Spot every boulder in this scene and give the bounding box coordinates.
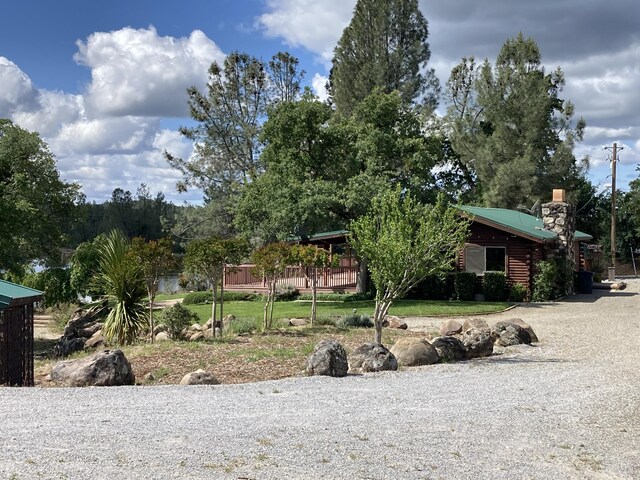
[50,349,135,387]
[289,318,308,327]
[179,369,219,385]
[439,320,463,336]
[501,318,538,343]
[492,321,532,347]
[189,331,205,342]
[349,343,398,373]
[189,323,203,332]
[153,324,167,335]
[53,336,86,358]
[77,323,103,339]
[462,318,490,332]
[222,314,236,328]
[462,328,494,358]
[382,315,408,330]
[390,338,439,366]
[431,336,466,362]
[306,339,349,377]
[155,332,171,342]
[84,334,105,350]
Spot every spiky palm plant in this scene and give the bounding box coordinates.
[94,230,148,345]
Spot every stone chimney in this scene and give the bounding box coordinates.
[542,189,576,294]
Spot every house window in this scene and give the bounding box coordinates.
[464,245,506,274]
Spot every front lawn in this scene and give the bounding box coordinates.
[186,298,512,323]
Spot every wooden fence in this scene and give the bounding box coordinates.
[0,303,34,387]
[224,264,359,292]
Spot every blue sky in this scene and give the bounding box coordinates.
[1,0,639,204]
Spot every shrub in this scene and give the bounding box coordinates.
[274,284,300,301]
[343,291,375,302]
[508,282,529,302]
[227,317,260,336]
[531,260,558,301]
[483,272,507,301]
[337,312,373,328]
[157,303,200,339]
[296,292,374,302]
[454,272,476,301]
[23,268,77,308]
[405,274,448,300]
[314,316,337,326]
[182,290,262,304]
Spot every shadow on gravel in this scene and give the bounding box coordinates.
[482,355,569,365]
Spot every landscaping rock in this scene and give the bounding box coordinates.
[153,324,167,335]
[155,332,170,342]
[179,369,219,385]
[502,318,538,343]
[53,336,86,358]
[189,323,202,332]
[189,331,205,342]
[382,315,408,329]
[462,318,490,332]
[492,321,532,347]
[306,339,349,377]
[84,334,105,350]
[462,328,494,358]
[50,349,135,387]
[77,323,103,339]
[439,320,463,336]
[349,343,398,373]
[390,338,439,366]
[222,314,236,328]
[289,318,308,327]
[431,336,467,362]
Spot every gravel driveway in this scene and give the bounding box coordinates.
[2,280,639,479]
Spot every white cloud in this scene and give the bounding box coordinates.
[257,0,355,63]
[311,73,329,101]
[0,57,39,114]
[75,26,225,117]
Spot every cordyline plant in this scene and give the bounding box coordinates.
[251,242,293,331]
[290,244,339,326]
[184,236,249,337]
[350,188,469,345]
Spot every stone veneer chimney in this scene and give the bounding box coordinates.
[542,189,576,294]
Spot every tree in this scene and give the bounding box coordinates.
[93,230,148,345]
[446,35,586,209]
[69,234,108,299]
[0,119,79,273]
[350,189,469,345]
[267,52,305,103]
[184,236,249,336]
[329,0,439,116]
[251,243,293,331]
[129,237,178,342]
[290,245,338,325]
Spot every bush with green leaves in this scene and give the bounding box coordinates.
[23,268,77,308]
[405,274,448,300]
[509,282,529,302]
[157,303,200,339]
[532,260,559,301]
[275,284,300,301]
[454,272,476,301]
[337,312,373,328]
[226,317,260,336]
[483,272,507,301]
[182,290,262,304]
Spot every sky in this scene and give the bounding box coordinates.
[1,0,639,205]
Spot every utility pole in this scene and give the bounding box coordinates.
[604,142,622,279]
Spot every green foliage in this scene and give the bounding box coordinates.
[337,312,373,329]
[454,272,476,301]
[157,303,200,339]
[182,291,262,304]
[297,292,372,302]
[446,35,586,208]
[508,282,529,302]
[483,272,507,301]
[226,317,261,336]
[93,230,148,345]
[350,188,469,343]
[46,302,79,333]
[274,284,300,301]
[329,0,439,116]
[405,274,450,300]
[69,234,108,298]
[531,260,559,301]
[23,268,76,308]
[0,119,80,272]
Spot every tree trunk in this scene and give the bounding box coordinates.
[268,283,276,329]
[148,295,154,343]
[311,274,317,326]
[263,295,269,331]
[211,285,217,337]
[219,268,225,335]
[356,257,368,294]
[372,297,392,345]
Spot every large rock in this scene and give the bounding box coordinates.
[289,318,308,327]
[222,314,236,329]
[155,332,170,342]
[189,331,205,342]
[349,343,398,373]
[382,315,408,330]
[431,336,466,362]
[179,369,219,385]
[439,320,463,336]
[306,339,349,377]
[462,328,494,358]
[492,321,532,347]
[390,338,439,366]
[84,333,105,350]
[50,349,135,387]
[53,337,86,357]
[462,318,490,332]
[501,318,538,343]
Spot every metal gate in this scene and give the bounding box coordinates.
[0,303,35,387]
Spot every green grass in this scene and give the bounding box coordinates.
[156,293,188,301]
[186,298,512,323]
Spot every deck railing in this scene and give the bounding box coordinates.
[224,264,359,291]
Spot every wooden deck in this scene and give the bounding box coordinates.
[224,264,358,293]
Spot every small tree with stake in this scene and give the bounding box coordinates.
[350,188,469,345]
[251,242,292,331]
[184,237,249,337]
[129,237,178,342]
[290,244,338,326]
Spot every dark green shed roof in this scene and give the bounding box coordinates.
[0,279,43,308]
[458,206,593,243]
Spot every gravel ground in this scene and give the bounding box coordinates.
[2,280,639,479]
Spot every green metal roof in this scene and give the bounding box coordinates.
[458,205,593,243]
[0,279,43,309]
[287,230,350,242]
